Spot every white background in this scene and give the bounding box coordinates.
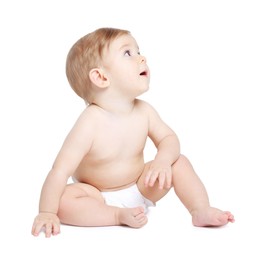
[1,0,262,259]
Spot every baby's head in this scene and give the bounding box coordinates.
[66,27,130,103]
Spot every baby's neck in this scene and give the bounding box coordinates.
[91,99,136,115]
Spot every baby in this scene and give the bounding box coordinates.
[32,27,234,237]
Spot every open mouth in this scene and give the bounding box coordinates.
[140,70,147,76]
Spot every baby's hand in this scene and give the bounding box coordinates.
[144,161,172,189]
[31,212,60,238]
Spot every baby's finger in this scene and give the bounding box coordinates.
[144,170,152,187]
[31,221,43,237]
[148,170,159,187]
[52,223,60,236]
[165,170,172,189]
[45,223,53,238]
[144,169,157,187]
[158,171,166,189]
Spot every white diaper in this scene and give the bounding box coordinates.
[71,177,155,213]
[101,184,155,213]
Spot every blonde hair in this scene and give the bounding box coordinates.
[66,27,130,103]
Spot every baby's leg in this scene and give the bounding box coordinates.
[58,183,147,228]
[172,155,234,227]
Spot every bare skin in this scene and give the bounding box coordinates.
[31,32,234,238]
[191,208,234,227]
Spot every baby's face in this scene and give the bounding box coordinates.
[101,34,150,98]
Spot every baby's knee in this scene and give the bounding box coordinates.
[174,154,188,164]
[172,154,191,171]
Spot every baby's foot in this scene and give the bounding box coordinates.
[116,206,148,228]
[191,207,235,227]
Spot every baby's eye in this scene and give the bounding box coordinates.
[124,50,131,56]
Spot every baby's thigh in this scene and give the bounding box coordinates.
[61,182,104,203]
[137,162,171,203]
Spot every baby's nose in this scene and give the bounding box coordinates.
[138,55,146,63]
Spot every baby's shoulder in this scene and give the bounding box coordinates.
[74,104,104,126]
[135,99,158,114]
[80,104,104,117]
[135,99,154,110]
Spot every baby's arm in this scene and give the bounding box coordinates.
[142,101,180,189]
[32,108,94,237]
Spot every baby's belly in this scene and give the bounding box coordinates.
[73,158,145,191]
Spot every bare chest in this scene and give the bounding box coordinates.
[91,116,148,157]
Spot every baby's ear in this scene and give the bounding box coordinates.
[89,68,110,89]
